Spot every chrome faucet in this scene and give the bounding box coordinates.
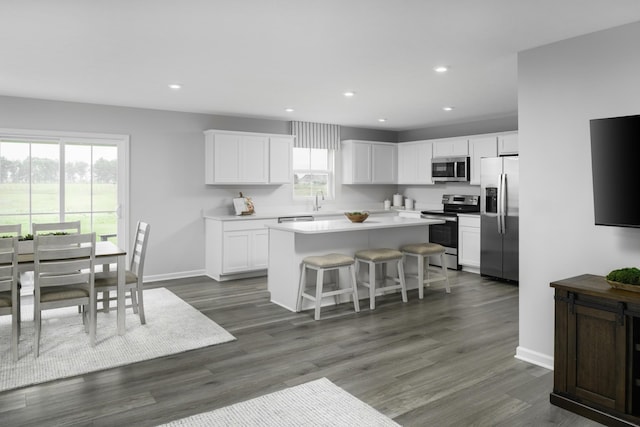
[313,190,324,211]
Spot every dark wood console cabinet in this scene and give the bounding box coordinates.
[551,274,640,426]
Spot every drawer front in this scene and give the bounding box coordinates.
[458,215,480,228]
[223,219,276,232]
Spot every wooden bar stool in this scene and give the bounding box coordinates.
[354,248,407,310]
[296,253,360,320]
[401,243,451,299]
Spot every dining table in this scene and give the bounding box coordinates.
[17,240,128,335]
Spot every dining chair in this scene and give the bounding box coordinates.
[95,221,150,324]
[33,232,96,357]
[32,221,84,312]
[32,220,81,235]
[0,225,21,361]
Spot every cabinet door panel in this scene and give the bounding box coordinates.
[222,232,251,272]
[269,137,292,183]
[397,144,418,184]
[417,142,433,184]
[398,142,431,184]
[352,143,372,183]
[459,226,480,267]
[372,144,396,183]
[214,134,241,182]
[499,133,519,155]
[450,139,469,156]
[252,229,269,269]
[241,136,268,183]
[567,304,626,411]
[469,136,497,185]
[434,139,468,157]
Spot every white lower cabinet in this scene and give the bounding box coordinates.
[222,230,269,273]
[251,228,269,269]
[206,218,276,281]
[458,215,480,273]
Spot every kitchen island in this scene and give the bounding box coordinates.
[267,216,444,311]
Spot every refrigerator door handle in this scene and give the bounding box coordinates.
[499,172,507,234]
[494,175,501,234]
[496,173,503,234]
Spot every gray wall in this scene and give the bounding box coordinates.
[0,95,396,279]
[517,21,640,367]
[0,93,516,281]
[398,115,518,141]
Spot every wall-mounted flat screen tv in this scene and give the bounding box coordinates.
[590,114,640,227]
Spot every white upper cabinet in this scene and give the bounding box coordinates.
[371,143,397,183]
[498,132,519,155]
[342,140,397,184]
[350,141,373,183]
[433,138,469,158]
[209,133,243,183]
[268,136,293,184]
[204,130,294,185]
[469,135,498,185]
[240,135,269,183]
[397,140,433,184]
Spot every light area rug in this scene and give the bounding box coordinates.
[0,287,235,392]
[158,377,400,427]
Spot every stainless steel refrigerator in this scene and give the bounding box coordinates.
[480,156,519,282]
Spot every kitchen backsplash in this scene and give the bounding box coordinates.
[204,181,479,216]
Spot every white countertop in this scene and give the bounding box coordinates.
[204,208,402,221]
[267,216,444,234]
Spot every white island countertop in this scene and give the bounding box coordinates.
[268,215,444,312]
[203,208,400,221]
[267,216,443,234]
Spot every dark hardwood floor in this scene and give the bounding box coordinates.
[0,271,601,426]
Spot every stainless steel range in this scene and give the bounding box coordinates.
[421,194,480,270]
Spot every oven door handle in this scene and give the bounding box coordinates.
[422,215,457,222]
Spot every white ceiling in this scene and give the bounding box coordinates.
[2,1,640,131]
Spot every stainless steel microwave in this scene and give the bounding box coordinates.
[431,156,470,182]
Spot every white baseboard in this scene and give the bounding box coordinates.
[206,270,267,282]
[270,298,296,313]
[515,346,554,370]
[144,269,206,283]
[461,265,480,274]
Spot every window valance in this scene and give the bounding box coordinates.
[290,121,341,150]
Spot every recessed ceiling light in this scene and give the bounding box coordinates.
[168,83,182,90]
[343,91,356,97]
[443,106,454,111]
[378,118,387,123]
[285,108,294,113]
[434,66,448,73]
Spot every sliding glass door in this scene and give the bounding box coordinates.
[0,129,128,247]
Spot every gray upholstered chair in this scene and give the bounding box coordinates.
[94,221,150,324]
[0,224,21,361]
[33,232,96,357]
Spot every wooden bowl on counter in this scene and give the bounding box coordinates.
[345,211,369,223]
